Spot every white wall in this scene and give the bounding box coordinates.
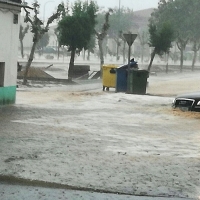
[0,4,20,86]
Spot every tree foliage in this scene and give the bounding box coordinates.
[138,28,149,63]
[148,18,174,71]
[96,7,135,38]
[149,22,174,55]
[150,0,200,72]
[57,0,98,80]
[188,0,200,70]
[84,34,96,60]
[19,24,29,58]
[95,9,112,70]
[22,0,64,85]
[36,33,49,53]
[96,7,135,61]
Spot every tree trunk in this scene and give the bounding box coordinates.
[177,40,187,73]
[147,49,156,72]
[116,38,119,61]
[57,45,60,60]
[56,39,60,60]
[123,41,126,64]
[192,50,197,71]
[83,49,86,60]
[68,49,76,81]
[87,51,90,61]
[23,41,37,85]
[20,39,24,58]
[166,53,169,74]
[180,48,184,72]
[141,45,144,63]
[174,44,177,64]
[98,39,104,73]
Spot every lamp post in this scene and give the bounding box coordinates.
[123,33,137,93]
[43,0,54,22]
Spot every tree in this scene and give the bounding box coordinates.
[152,0,192,72]
[84,34,96,61]
[20,0,29,51]
[19,24,29,58]
[138,28,149,63]
[95,9,112,71]
[54,28,61,59]
[57,0,98,80]
[36,33,49,55]
[159,0,200,71]
[148,21,174,71]
[22,1,64,85]
[171,0,191,72]
[189,0,200,71]
[109,7,136,61]
[191,40,200,71]
[96,7,136,62]
[119,30,127,64]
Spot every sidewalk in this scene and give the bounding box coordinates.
[0,182,193,200]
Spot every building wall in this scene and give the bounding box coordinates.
[0,3,21,105]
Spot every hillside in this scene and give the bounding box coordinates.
[133,8,155,28]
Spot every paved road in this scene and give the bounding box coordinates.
[1,71,200,199]
[0,182,192,200]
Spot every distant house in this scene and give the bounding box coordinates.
[0,0,22,105]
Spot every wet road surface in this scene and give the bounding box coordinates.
[0,182,192,200]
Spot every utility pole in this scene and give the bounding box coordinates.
[116,0,121,61]
[43,0,54,23]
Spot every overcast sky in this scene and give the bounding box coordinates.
[24,0,159,20]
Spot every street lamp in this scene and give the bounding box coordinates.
[43,0,54,22]
[116,0,121,61]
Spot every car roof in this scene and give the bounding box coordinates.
[176,91,200,99]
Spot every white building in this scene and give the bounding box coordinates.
[0,0,22,105]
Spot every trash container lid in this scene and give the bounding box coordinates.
[117,63,138,69]
[102,64,118,69]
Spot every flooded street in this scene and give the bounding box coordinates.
[0,71,200,199]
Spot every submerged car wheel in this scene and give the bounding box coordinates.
[179,107,191,112]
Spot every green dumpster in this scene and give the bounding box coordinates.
[127,69,149,95]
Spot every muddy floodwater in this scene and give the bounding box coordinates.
[0,71,200,199]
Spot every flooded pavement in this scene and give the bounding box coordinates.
[0,73,200,199]
[1,182,193,200]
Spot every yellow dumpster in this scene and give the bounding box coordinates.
[102,64,118,91]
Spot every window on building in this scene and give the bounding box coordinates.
[13,14,18,24]
[0,63,5,87]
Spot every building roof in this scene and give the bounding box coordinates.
[10,0,21,2]
[0,0,32,9]
[0,0,22,7]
